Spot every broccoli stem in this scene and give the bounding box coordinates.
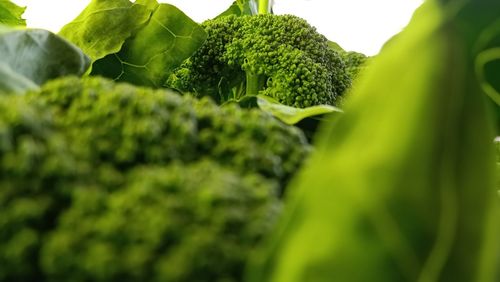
[258,0,270,14]
[245,71,266,96]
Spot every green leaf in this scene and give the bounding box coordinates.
[256,95,342,125]
[216,0,258,18]
[0,63,38,94]
[249,1,500,282]
[0,26,90,93]
[0,0,26,26]
[327,40,345,52]
[92,3,207,87]
[61,0,207,88]
[59,0,151,61]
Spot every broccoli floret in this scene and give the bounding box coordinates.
[1,76,304,281]
[41,160,280,282]
[166,14,351,108]
[0,95,79,281]
[29,76,310,186]
[342,51,369,80]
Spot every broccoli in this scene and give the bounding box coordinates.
[1,76,305,281]
[166,14,351,108]
[342,51,369,80]
[29,76,310,186]
[41,160,280,282]
[0,95,80,281]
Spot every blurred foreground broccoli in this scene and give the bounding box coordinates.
[0,76,309,281]
[29,76,310,185]
[166,14,352,108]
[41,161,280,282]
[0,96,78,280]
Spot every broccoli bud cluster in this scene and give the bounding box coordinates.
[0,76,310,281]
[167,14,352,108]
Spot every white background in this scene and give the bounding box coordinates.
[11,0,423,55]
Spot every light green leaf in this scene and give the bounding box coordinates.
[59,0,151,61]
[92,3,207,87]
[249,1,500,282]
[257,95,342,125]
[0,0,26,26]
[61,0,207,88]
[239,0,259,15]
[216,0,258,18]
[0,26,90,93]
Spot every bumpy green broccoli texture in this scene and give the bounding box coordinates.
[0,95,80,281]
[166,14,352,108]
[29,76,310,185]
[342,51,369,80]
[41,161,280,282]
[0,76,309,281]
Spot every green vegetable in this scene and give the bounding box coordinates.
[29,76,310,187]
[41,160,280,282]
[0,0,25,26]
[60,0,207,88]
[0,63,38,94]
[342,50,369,81]
[217,0,259,18]
[0,95,79,281]
[0,76,308,281]
[248,0,500,281]
[0,26,90,93]
[166,14,351,108]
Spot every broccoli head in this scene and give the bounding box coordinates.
[0,95,80,281]
[41,160,280,282]
[166,14,351,108]
[29,76,310,186]
[1,76,301,281]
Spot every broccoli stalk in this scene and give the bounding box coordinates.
[258,0,271,14]
[248,0,271,96]
[245,70,267,96]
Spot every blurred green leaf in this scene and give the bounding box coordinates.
[248,1,500,282]
[0,63,38,94]
[0,26,90,93]
[0,0,25,26]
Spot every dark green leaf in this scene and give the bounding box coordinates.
[0,63,38,93]
[0,26,90,93]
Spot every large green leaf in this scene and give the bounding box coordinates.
[59,0,151,61]
[91,3,207,87]
[0,26,90,93]
[60,0,207,88]
[248,1,500,281]
[0,63,38,93]
[0,0,25,26]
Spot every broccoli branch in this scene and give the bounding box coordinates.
[245,71,267,96]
